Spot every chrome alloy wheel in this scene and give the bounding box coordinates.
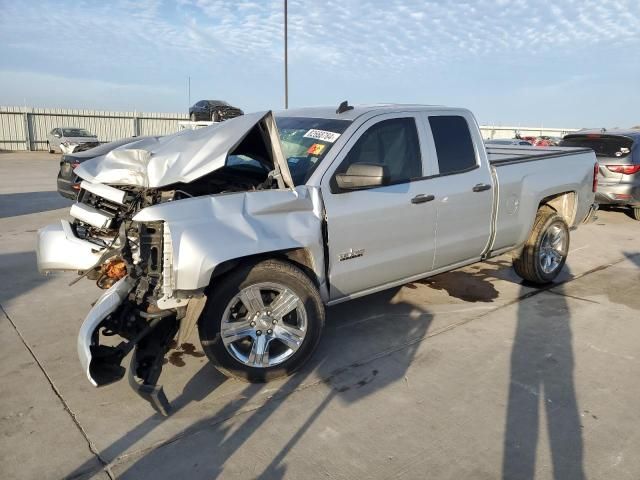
[220,282,307,368]
[539,224,567,274]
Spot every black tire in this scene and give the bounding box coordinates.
[198,259,325,382]
[631,207,640,221]
[512,207,569,284]
[211,111,220,122]
[190,113,196,121]
[47,142,54,154]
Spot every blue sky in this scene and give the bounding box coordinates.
[1,0,639,127]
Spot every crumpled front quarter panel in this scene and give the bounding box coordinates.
[133,186,324,291]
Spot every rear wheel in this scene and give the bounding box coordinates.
[47,142,54,154]
[190,113,196,121]
[513,207,569,284]
[631,207,640,221]
[198,259,325,382]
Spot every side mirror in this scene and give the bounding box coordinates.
[335,162,389,190]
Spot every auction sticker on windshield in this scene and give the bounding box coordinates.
[307,143,326,156]
[303,129,341,143]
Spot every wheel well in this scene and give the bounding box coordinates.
[210,248,320,288]
[539,191,576,225]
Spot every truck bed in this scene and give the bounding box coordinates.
[487,145,593,166]
[487,144,596,256]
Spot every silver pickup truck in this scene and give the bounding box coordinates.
[36,103,598,414]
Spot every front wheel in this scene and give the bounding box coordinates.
[198,259,325,382]
[190,113,196,121]
[513,207,569,284]
[211,111,220,122]
[631,207,640,221]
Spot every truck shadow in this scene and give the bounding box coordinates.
[0,251,52,306]
[502,267,585,479]
[404,258,523,303]
[65,286,434,479]
[409,268,499,302]
[0,191,72,218]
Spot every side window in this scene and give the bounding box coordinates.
[337,117,422,185]
[428,115,477,175]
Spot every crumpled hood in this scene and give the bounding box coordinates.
[74,111,293,188]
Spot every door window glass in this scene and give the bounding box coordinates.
[429,116,477,175]
[337,117,422,184]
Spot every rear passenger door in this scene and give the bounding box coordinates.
[418,112,494,270]
[322,113,438,300]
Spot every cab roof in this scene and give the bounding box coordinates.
[274,104,448,121]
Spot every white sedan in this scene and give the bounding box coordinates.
[47,127,100,154]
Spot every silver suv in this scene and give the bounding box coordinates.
[561,130,640,220]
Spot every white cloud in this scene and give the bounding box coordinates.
[3,0,639,74]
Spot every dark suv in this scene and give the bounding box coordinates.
[561,129,640,220]
[188,100,243,122]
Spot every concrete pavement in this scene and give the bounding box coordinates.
[1,152,639,479]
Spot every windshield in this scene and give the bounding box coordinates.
[560,134,634,158]
[275,117,352,185]
[62,128,94,138]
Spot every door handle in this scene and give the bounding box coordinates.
[472,183,492,192]
[411,194,435,204]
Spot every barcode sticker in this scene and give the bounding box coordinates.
[303,129,341,143]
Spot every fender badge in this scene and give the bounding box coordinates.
[339,248,365,261]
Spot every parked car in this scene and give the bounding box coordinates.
[485,138,533,146]
[57,136,156,199]
[47,127,100,154]
[534,136,561,147]
[189,100,243,122]
[36,103,597,414]
[561,129,640,219]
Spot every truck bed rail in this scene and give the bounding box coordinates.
[487,145,593,166]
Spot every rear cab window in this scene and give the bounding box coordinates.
[428,115,477,175]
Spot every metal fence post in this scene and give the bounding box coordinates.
[132,111,139,137]
[23,111,31,151]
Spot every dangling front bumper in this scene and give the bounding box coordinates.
[77,276,135,386]
[36,220,105,273]
[77,275,179,415]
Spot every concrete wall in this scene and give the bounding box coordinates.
[0,106,580,151]
[0,106,188,151]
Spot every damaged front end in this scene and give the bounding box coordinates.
[36,111,302,415]
[46,183,194,415]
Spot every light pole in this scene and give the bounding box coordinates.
[284,0,288,109]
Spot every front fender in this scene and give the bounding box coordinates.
[78,276,135,386]
[132,186,325,292]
